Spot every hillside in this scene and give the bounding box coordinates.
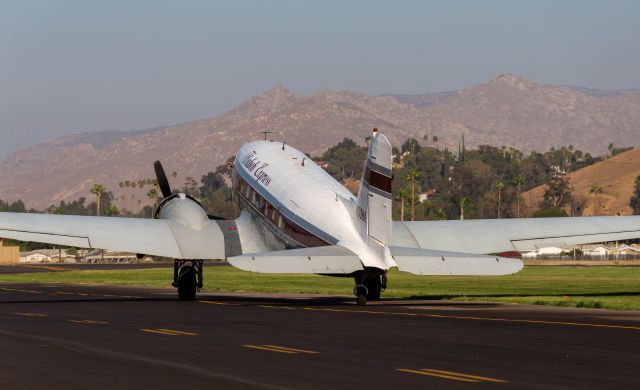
[521,148,640,216]
[1,74,640,210]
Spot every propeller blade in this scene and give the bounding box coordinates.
[154,160,172,198]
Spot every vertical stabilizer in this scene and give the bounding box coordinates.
[355,130,393,246]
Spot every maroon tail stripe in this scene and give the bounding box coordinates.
[364,166,392,193]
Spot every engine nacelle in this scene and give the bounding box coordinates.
[154,193,209,230]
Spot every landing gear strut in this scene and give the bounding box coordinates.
[353,270,387,306]
[172,260,203,301]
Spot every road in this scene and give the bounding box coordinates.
[1,280,639,389]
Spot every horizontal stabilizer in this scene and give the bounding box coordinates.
[228,246,363,274]
[389,246,523,276]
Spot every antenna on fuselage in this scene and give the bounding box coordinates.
[282,142,286,150]
[259,131,273,141]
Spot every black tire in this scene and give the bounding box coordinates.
[356,294,367,306]
[177,267,197,301]
[364,276,382,301]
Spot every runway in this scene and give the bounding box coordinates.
[1,281,640,389]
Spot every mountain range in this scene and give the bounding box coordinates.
[1,74,639,210]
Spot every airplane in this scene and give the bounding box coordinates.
[1,129,640,305]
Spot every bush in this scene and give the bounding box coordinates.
[533,208,568,218]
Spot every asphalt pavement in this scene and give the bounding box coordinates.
[1,280,639,389]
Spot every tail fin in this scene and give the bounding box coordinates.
[355,130,393,246]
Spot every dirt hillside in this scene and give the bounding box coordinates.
[522,148,640,216]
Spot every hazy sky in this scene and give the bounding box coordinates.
[1,0,639,155]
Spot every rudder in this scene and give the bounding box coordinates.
[355,129,393,246]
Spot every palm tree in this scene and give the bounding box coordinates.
[90,184,105,216]
[590,184,603,216]
[496,181,505,219]
[405,168,421,221]
[147,188,159,205]
[396,189,408,221]
[457,196,468,220]
[513,175,525,218]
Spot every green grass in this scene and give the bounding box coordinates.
[2,266,640,310]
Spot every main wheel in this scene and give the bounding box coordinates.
[177,266,197,301]
[364,276,382,301]
[356,294,367,306]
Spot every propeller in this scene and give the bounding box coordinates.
[154,160,172,198]
[153,160,227,221]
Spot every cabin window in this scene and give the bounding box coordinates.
[277,215,284,230]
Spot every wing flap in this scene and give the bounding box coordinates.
[392,216,640,254]
[389,246,523,276]
[0,212,225,259]
[228,245,363,274]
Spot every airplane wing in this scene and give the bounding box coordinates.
[392,216,640,254]
[389,246,523,276]
[0,212,225,259]
[228,246,363,274]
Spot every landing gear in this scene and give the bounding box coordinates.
[353,270,387,306]
[172,260,203,301]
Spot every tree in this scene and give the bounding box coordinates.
[321,138,367,181]
[106,204,119,217]
[495,181,505,219]
[457,196,468,220]
[431,208,446,220]
[542,176,573,210]
[405,168,420,221]
[396,189,408,221]
[147,188,159,207]
[513,175,525,218]
[630,175,640,215]
[90,184,105,216]
[608,143,614,156]
[589,184,603,216]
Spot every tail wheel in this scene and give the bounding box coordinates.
[177,266,197,301]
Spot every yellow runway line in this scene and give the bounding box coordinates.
[242,344,297,354]
[398,368,507,383]
[293,306,640,331]
[140,328,180,336]
[397,369,480,382]
[1,287,43,294]
[13,312,48,317]
[140,328,198,336]
[258,305,296,310]
[262,345,319,354]
[69,319,109,324]
[198,300,241,306]
[423,368,506,382]
[156,328,198,336]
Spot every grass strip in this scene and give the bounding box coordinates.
[1,266,640,310]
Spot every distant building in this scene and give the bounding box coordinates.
[20,250,55,263]
[419,189,436,202]
[19,249,76,264]
[0,240,19,264]
[312,160,329,169]
[537,247,567,256]
[583,245,610,256]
